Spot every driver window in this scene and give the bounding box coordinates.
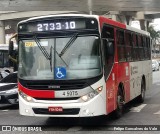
[102,25,115,79]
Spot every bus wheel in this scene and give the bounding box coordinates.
[137,79,145,103]
[114,88,124,118]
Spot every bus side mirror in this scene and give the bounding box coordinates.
[9,41,14,56]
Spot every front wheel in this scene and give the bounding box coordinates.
[113,88,124,119]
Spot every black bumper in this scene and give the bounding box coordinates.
[0,93,18,106]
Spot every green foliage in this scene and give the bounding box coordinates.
[147,25,160,43]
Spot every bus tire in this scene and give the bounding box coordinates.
[113,87,124,119]
[137,79,145,103]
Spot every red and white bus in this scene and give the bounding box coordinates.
[15,14,152,117]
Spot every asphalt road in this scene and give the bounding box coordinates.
[0,71,160,133]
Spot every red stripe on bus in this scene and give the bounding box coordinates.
[18,82,55,98]
[99,16,126,29]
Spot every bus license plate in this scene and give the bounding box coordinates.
[48,107,63,112]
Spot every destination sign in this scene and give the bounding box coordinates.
[18,18,98,33]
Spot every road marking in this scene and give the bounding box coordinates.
[154,110,160,114]
[130,104,147,112]
[67,126,82,132]
[1,110,9,112]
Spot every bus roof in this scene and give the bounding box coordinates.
[126,25,150,36]
[18,13,150,37]
[18,14,99,24]
[99,16,150,36]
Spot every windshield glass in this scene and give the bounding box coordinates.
[0,50,9,68]
[18,35,102,80]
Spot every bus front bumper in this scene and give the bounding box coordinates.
[19,94,106,117]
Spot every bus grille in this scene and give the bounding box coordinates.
[32,108,80,115]
[34,97,79,101]
[25,81,87,90]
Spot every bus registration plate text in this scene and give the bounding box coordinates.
[48,107,63,112]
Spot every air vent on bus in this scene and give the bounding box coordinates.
[25,81,87,90]
[34,97,79,101]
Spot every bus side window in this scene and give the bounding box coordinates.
[101,25,114,79]
[125,31,132,61]
[147,37,151,60]
[132,34,138,61]
[117,30,126,62]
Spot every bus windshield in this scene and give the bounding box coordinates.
[18,35,102,80]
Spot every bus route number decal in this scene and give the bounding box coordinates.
[62,91,78,97]
[25,42,35,47]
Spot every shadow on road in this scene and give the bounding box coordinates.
[0,104,19,110]
[43,98,145,129]
[46,115,107,126]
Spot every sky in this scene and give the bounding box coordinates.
[131,19,160,31]
[131,21,141,29]
[151,19,160,31]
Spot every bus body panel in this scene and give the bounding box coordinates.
[129,60,152,100]
[99,15,151,114]
[117,62,130,103]
[19,76,107,117]
[17,14,152,118]
[99,16,126,30]
[106,63,118,113]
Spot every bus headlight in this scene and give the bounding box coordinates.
[19,90,34,102]
[81,86,103,102]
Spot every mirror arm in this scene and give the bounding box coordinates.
[9,55,17,63]
[9,33,17,42]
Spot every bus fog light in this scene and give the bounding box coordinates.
[83,109,89,115]
[25,109,29,113]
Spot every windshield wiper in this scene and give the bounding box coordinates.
[33,36,54,72]
[33,36,50,60]
[59,33,78,57]
[49,39,68,72]
[33,35,68,72]
[49,44,68,72]
[50,46,53,72]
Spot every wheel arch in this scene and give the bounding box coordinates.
[142,75,146,91]
[118,82,125,101]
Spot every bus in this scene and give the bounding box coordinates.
[11,14,152,118]
[0,43,17,78]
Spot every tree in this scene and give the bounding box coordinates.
[147,25,160,55]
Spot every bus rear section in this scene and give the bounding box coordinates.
[99,16,152,115]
